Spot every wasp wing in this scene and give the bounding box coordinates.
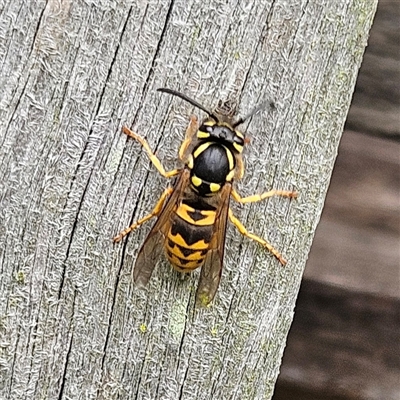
[133,169,190,286]
[195,183,232,306]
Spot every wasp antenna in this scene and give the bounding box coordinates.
[157,88,220,122]
[232,100,275,128]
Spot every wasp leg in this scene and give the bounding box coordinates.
[231,188,297,204]
[235,156,245,179]
[113,187,173,243]
[228,208,287,265]
[178,115,198,162]
[122,126,180,178]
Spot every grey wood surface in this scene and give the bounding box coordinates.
[0,1,377,399]
[275,2,400,398]
[304,0,400,299]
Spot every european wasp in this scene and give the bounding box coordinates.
[114,88,297,305]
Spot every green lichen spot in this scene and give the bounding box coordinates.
[210,326,218,337]
[168,302,187,340]
[190,25,201,50]
[16,271,25,284]
[139,323,147,333]
[197,292,211,307]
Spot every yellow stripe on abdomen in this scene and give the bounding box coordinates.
[166,252,205,271]
[166,240,206,261]
[165,212,214,272]
[168,232,209,250]
[175,202,216,226]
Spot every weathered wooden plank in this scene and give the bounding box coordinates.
[305,1,400,297]
[0,1,377,399]
[275,2,400,398]
[304,0,400,298]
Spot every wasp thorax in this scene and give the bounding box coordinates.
[189,142,235,196]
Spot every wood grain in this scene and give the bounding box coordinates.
[275,2,400,398]
[0,1,377,399]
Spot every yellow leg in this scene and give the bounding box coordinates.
[178,115,198,162]
[231,188,297,204]
[235,156,245,180]
[228,208,287,265]
[122,126,180,178]
[113,187,173,243]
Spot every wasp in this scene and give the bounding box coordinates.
[113,88,297,305]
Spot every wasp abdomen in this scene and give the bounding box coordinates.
[165,201,216,272]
